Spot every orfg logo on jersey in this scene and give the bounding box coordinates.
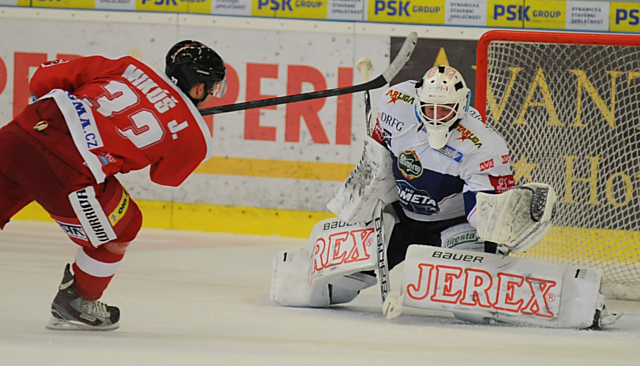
[378,112,405,131]
[397,180,440,215]
[398,150,423,179]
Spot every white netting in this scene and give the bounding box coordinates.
[482,38,640,300]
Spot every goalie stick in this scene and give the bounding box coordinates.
[356,57,374,136]
[356,57,392,310]
[199,32,418,116]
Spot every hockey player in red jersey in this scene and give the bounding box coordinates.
[0,40,226,331]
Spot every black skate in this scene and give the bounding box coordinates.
[45,264,120,331]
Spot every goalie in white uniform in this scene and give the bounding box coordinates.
[271,65,621,329]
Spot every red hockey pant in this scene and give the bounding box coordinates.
[0,99,142,300]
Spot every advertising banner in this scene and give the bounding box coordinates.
[211,0,251,15]
[610,2,640,32]
[524,0,566,29]
[367,0,446,24]
[486,0,524,28]
[252,0,329,19]
[565,1,609,31]
[32,0,95,8]
[445,0,487,26]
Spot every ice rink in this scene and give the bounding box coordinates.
[1,220,639,366]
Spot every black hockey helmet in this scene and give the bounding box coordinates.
[165,40,227,103]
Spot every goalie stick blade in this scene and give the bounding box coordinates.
[199,32,418,116]
[383,292,405,320]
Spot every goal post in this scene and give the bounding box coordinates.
[476,30,640,300]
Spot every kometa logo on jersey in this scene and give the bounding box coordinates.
[397,180,440,215]
[386,89,415,105]
[398,150,423,179]
[455,124,482,148]
[311,227,375,274]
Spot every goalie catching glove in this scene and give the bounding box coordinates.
[475,183,557,253]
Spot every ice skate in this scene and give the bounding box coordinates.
[45,264,120,331]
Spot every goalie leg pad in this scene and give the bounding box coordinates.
[270,218,381,307]
[270,248,311,307]
[396,246,617,329]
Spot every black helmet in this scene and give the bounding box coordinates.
[165,40,227,103]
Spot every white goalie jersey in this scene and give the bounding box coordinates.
[372,80,516,227]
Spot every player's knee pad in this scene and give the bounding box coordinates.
[392,246,620,329]
[53,178,142,249]
[271,217,381,307]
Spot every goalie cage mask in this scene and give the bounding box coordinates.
[415,65,471,149]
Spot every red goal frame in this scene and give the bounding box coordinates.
[475,30,640,121]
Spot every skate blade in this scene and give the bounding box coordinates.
[46,317,119,331]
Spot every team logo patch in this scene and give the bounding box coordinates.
[480,159,494,172]
[434,145,464,162]
[397,180,440,215]
[398,150,423,179]
[385,89,415,105]
[502,154,510,164]
[455,124,482,148]
[54,220,88,241]
[489,175,516,193]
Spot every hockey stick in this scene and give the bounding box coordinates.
[356,58,392,309]
[373,200,390,305]
[356,55,390,303]
[356,57,374,136]
[199,32,418,116]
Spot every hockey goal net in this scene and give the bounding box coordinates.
[476,30,640,300]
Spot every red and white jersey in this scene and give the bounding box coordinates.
[371,80,515,227]
[30,55,213,187]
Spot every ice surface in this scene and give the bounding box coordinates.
[1,221,639,366]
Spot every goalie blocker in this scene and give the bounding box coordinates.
[386,245,622,329]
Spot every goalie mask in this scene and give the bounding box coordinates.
[165,40,227,105]
[415,66,471,149]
